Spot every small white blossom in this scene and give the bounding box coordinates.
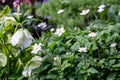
[88,32,97,38]
[54,27,65,36]
[50,28,55,32]
[110,43,117,48]
[97,4,105,13]
[31,43,42,54]
[98,4,105,9]
[97,8,105,13]
[57,9,64,14]
[54,57,57,61]
[27,15,33,19]
[10,28,34,49]
[38,22,47,29]
[54,56,60,61]
[80,9,90,15]
[78,47,87,53]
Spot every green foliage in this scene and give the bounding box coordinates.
[0,0,120,80]
[36,0,120,28]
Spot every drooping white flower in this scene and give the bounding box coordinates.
[57,9,64,14]
[10,28,34,49]
[88,32,97,38]
[31,43,42,54]
[110,43,117,48]
[80,9,90,15]
[78,47,87,53]
[97,4,105,13]
[38,22,47,29]
[54,27,65,36]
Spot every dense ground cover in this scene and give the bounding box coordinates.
[0,0,120,80]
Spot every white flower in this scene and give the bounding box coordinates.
[88,32,97,38]
[50,28,55,32]
[10,28,34,49]
[27,15,33,19]
[54,27,65,36]
[98,4,105,9]
[97,8,105,13]
[97,4,105,13]
[110,43,117,48]
[118,11,120,15]
[57,9,64,14]
[80,9,90,15]
[31,43,42,54]
[54,57,57,61]
[78,47,87,53]
[38,22,47,29]
[22,69,32,77]
[53,56,60,61]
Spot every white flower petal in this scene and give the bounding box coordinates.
[78,47,87,53]
[88,32,97,38]
[31,43,42,54]
[97,8,104,13]
[10,29,24,46]
[110,43,117,48]
[57,9,64,14]
[98,4,105,9]
[10,28,34,49]
[80,9,90,15]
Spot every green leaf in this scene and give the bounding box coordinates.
[61,60,71,71]
[24,56,42,70]
[107,73,116,80]
[0,53,7,67]
[112,63,120,68]
[109,59,116,66]
[87,67,98,74]
[48,41,57,51]
[1,6,11,15]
